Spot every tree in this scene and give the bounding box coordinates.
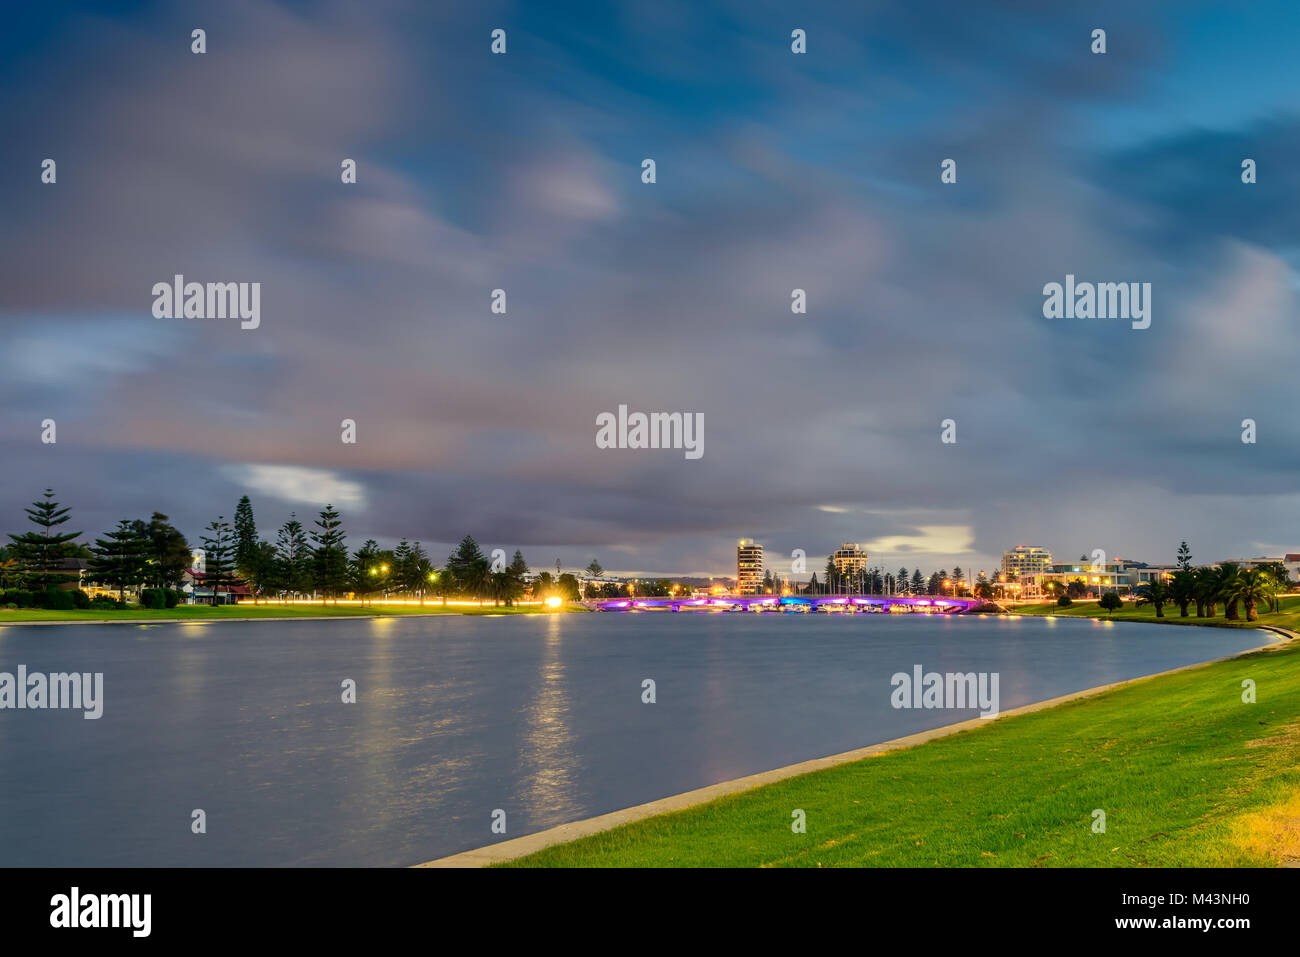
[350,540,384,603]
[272,514,313,600]
[1216,563,1243,620]
[200,517,236,605]
[1222,568,1274,622]
[1177,541,1192,571]
[505,550,529,606]
[1134,579,1170,618]
[556,573,581,602]
[448,535,489,601]
[585,559,604,577]
[1099,592,1123,614]
[7,489,81,591]
[911,569,924,594]
[533,570,555,600]
[927,571,942,595]
[233,495,258,580]
[247,541,277,601]
[1256,562,1290,612]
[1193,566,1219,617]
[131,513,191,588]
[897,568,909,595]
[1169,570,1196,618]
[310,505,349,601]
[87,520,150,602]
[398,540,431,601]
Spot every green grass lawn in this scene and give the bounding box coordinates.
[0,603,585,622]
[1014,593,1300,631]
[505,638,1300,867]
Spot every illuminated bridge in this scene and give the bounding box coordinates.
[587,594,984,613]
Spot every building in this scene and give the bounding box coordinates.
[1019,559,1176,599]
[832,543,869,581]
[736,539,764,595]
[1001,545,1052,580]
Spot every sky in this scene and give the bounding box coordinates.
[3,0,1300,580]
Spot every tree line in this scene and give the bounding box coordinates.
[0,489,563,607]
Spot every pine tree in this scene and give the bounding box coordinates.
[506,549,529,606]
[1177,541,1192,571]
[448,535,488,599]
[911,569,924,593]
[273,514,312,600]
[7,489,82,591]
[310,505,348,601]
[393,539,415,597]
[200,517,236,605]
[88,520,150,602]
[233,496,258,578]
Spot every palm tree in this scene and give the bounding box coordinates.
[1217,562,1243,620]
[1135,579,1171,618]
[1222,568,1273,622]
[1193,566,1219,617]
[1169,570,1195,618]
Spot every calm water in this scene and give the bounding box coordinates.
[0,613,1271,866]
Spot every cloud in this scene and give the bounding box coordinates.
[222,464,366,510]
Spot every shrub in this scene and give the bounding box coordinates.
[3,590,33,608]
[140,588,167,610]
[45,588,75,610]
[1099,593,1123,613]
[3,603,16,609]
[1056,595,1073,607]
[89,595,117,609]
[71,589,91,609]
[165,589,181,608]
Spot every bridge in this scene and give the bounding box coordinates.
[587,594,984,613]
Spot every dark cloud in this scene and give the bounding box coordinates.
[3,0,1299,578]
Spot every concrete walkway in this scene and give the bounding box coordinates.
[416,630,1290,867]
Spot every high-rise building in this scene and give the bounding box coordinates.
[832,543,869,583]
[1002,545,1052,580]
[737,539,764,594]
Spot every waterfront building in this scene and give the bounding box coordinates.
[832,543,869,580]
[737,539,764,595]
[1001,545,1052,580]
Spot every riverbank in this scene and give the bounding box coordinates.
[437,626,1299,867]
[0,603,587,624]
[1012,593,1300,629]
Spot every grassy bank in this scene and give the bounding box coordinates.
[0,603,586,623]
[1013,593,1300,631]
[504,637,1299,867]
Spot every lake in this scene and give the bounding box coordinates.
[0,612,1272,866]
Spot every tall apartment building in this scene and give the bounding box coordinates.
[832,543,869,581]
[737,539,764,594]
[1001,545,1052,580]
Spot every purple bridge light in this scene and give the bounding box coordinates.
[587,594,985,613]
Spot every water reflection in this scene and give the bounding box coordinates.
[516,612,579,822]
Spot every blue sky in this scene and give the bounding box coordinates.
[3,0,1300,578]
